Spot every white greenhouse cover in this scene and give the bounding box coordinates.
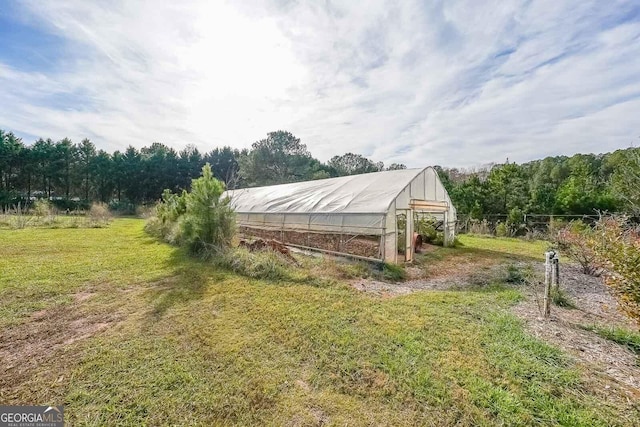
[224,168,427,214]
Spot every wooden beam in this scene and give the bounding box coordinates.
[409,199,449,212]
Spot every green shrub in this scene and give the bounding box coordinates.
[180,165,235,255]
[551,288,576,309]
[506,207,524,235]
[495,222,508,237]
[505,264,527,285]
[380,263,406,282]
[415,216,446,246]
[145,164,235,257]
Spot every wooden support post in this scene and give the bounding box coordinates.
[543,250,554,318]
[405,211,413,262]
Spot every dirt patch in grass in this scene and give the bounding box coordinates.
[352,256,511,295]
[0,289,123,400]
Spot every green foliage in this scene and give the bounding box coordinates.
[3,125,639,220]
[415,216,445,245]
[439,148,640,220]
[551,288,577,309]
[381,262,406,281]
[495,222,508,237]
[580,324,640,354]
[506,207,524,235]
[146,164,235,256]
[328,152,383,176]
[239,130,317,186]
[505,264,528,285]
[608,148,640,214]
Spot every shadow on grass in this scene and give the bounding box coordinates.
[145,248,222,318]
[143,245,329,320]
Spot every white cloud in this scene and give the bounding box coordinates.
[0,0,638,166]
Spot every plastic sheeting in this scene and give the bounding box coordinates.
[224,168,428,214]
[222,167,457,262]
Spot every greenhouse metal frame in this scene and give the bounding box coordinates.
[223,167,457,263]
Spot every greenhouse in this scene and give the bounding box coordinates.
[223,167,457,263]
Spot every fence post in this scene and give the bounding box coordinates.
[551,251,560,292]
[543,250,554,318]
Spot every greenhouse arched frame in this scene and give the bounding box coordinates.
[223,167,457,263]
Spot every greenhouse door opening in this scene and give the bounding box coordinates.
[396,211,414,262]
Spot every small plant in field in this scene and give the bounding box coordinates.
[505,264,529,285]
[87,203,113,227]
[495,222,508,237]
[555,221,601,276]
[380,263,406,282]
[551,288,576,309]
[33,199,53,218]
[8,202,32,229]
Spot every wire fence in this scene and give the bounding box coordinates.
[456,213,640,236]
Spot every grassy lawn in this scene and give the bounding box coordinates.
[0,220,635,425]
[413,234,550,280]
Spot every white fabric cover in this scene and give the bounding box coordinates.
[224,167,457,261]
[224,168,426,214]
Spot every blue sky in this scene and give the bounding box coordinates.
[0,0,639,167]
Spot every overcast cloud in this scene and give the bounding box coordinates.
[0,0,639,167]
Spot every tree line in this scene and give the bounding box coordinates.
[2,127,638,216]
[0,129,405,211]
[436,147,640,219]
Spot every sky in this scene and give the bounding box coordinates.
[0,0,639,168]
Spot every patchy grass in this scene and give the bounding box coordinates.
[580,325,640,355]
[0,220,636,425]
[551,288,577,309]
[414,235,548,281]
[0,219,174,327]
